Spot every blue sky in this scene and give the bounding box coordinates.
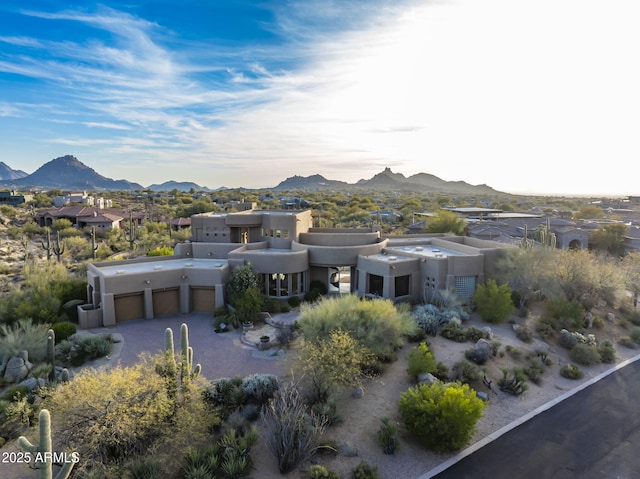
[1,0,639,196]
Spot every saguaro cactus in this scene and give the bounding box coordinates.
[18,409,76,479]
[51,230,65,262]
[40,228,53,261]
[162,323,201,395]
[89,226,99,259]
[47,329,56,383]
[180,323,202,388]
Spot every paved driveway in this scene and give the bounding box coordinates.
[95,312,294,380]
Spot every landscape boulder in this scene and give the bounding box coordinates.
[3,355,31,384]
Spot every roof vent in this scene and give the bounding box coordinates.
[388,256,397,261]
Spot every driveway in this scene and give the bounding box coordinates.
[90,312,294,380]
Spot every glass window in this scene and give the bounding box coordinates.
[395,275,410,297]
[368,274,384,297]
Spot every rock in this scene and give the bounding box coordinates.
[3,356,30,383]
[353,386,365,398]
[469,338,492,364]
[477,391,489,402]
[482,326,493,339]
[17,377,46,392]
[339,441,358,457]
[585,312,593,328]
[606,312,615,322]
[418,373,439,385]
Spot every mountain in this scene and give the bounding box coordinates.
[273,168,502,194]
[0,162,28,180]
[147,181,212,192]
[7,155,143,190]
[274,174,349,190]
[355,167,499,194]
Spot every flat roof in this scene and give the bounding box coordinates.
[96,257,228,277]
[386,244,465,258]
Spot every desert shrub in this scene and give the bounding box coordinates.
[618,336,637,349]
[234,287,264,324]
[287,295,302,308]
[465,326,489,342]
[304,288,322,303]
[569,343,601,366]
[434,361,450,380]
[351,461,380,479]
[310,465,340,479]
[473,279,514,324]
[399,381,486,452]
[241,373,279,405]
[498,368,528,395]
[598,340,616,363]
[514,325,533,343]
[558,329,578,349]
[298,329,372,404]
[261,379,327,474]
[406,342,437,381]
[0,319,50,362]
[297,295,416,362]
[440,320,466,343]
[44,359,174,466]
[263,296,282,314]
[124,456,165,479]
[505,345,522,359]
[309,279,328,295]
[413,304,451,336]
[146,246,173,256]
[535,316,557,338]
[524,358,545,385]
[560,363,584,379]
[70,333,112,366]
[625,310,640,326]
[377,416,399,455]
[630,327,640,344]
[450,360,483,384]
[51,321,76,343]
[546,297,585,330]
[311,396,342,427]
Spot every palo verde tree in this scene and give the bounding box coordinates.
[473,279,514,323]
[426,209,466,235]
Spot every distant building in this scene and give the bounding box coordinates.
[0,190,33,206]
[52,191,112,208]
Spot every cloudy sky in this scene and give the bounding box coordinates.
[0,0,638,196]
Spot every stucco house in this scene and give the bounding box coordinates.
[80,208,509,328]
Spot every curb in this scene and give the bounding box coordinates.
[419,351,640,479]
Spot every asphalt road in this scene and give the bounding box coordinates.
[428,358,640,479]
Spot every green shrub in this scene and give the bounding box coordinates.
[514,325,533,343]
[377,416,399,455]
[560,364,584,379]
[51,321,77,343]
[569,343,601,366]
[406,342,437,381]
[618,336,637,349]
[546,298,585,329]
[450,360,483,384]
[226,264,262,307]
[351,461,379,479]
[498,368,528,395]
[310,464,340,479]
[399,381,486,452]
[598,340,616,364]
[297,295,416,362]
[535,317,557,338]
[630,327,640,344]
[146,246,173,256]
[465,326,489,342]
[287,295,302,308]
[440,321,466,342]
[309,280,328,295]
[473,279,514,324]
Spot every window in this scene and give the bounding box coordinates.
[368,274,384,297]
[275,229,281,238]
[395,275,410,297]
[283,229,289,238]
[455,276,476,299]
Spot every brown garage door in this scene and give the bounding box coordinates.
[152,288,180,317]
[191,287,215,312]
[114,292,144,322]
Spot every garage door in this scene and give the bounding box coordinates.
[152,288,180,317]
[191,287,216,312]
[114,292,144,322]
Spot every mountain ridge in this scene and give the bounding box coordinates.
[0,156,503,195]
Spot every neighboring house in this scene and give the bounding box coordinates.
[0,190,34,206]
[36,206,143,233]
[81,208,510,327]
[170,217,191,231]
[52,192,113,208]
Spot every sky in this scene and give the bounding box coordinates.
[0,0,639,196]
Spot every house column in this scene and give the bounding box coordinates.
[102,293,116,327]
[180,284,190,314]
[144,288,153,320]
